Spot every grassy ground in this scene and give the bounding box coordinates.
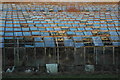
[2,72,120,79]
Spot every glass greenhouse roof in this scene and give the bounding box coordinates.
[0,3,119,48]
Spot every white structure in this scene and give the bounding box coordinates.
[46,64,58,74]
[6,66,15,73]
[25,69,32,73]
[85,65,94,72]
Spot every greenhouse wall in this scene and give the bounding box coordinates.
[2,46,120,72]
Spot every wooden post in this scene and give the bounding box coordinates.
[74,48,76,55]
[54,47,57,63]
[57,47,59,64]
[84,47,86,65]
[14,47,19,66]
[14,47,16,66]
[95,47,98,65]
[103,47,105,72]
[74,47,76,65]
[55,39,59,64]
[3,48,5,70]
[16,38,19,66]
[0,48,2,77]
[45,47,46,56]
[23,47,26,66]
[34,48,36,66]
[103,47,105,64]
[113,47,115,65]
[16,50,19,66]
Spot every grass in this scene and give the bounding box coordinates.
[3,72,120,79]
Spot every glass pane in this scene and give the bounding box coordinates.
[32,32,40,35]
[85,47,95,65]
[5,32,13,36]
[64,37,74,47]
[14,32,23,36]
[92,36,103,46]
[104,47,113,65]
[23,32,31,36]
[44,37,55,47]
[35,42,44,47]
[84,31,92,35]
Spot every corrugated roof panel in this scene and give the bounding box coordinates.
[35,42,44,47]
[109,31,118,35]
[14,32,23,36]
[84,31,92,35]
[23,32,31,36]
[117,31,120,35]
[110,36,120,40]
[27,21,34,23]
[30,27,38,31]
[5,32,14,36]
[36,24,43,27]
[72,24,79,27]
[34,21,40,23]
[65,24,72,27]
[4,37,14,39]
[76,32,84,35]
[44,37,55,47]
[85,28,93,30]
[0,37,4,43]
[92,36,104,46]
[5,28,13,31]
[100,28,108,30]
[38,28,46,31]
[6,24,13,27]
[64,38,74,47]
[43,24,50,27]
[78,28,85,30]
[32,32,40,35]
[75,42,84,48]
[0,24,5,27]
[14,28,21,31]
[46,28,54,31]
[54,28,61,31]
[13,19,19,22]
[28,24,34,27]
[22,28,30,31]
[0,43,4,48]
[34,37,43,41]
[40,32,49,36]
[1,3,120,48]
[112,42,120,46]
[25,45,34,47]
[108,28,116,30]
[66,31,75,35]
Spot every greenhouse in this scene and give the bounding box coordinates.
[0,2,120,73]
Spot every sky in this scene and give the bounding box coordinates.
[0,0,119,2]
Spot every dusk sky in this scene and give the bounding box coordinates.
[0,0,119,2]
